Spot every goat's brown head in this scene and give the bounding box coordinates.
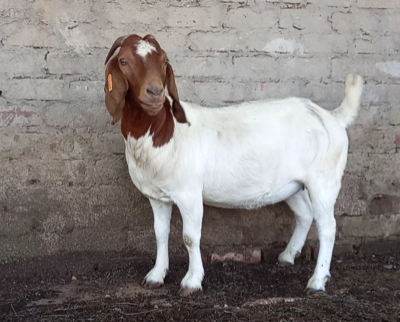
[104,34,187,125]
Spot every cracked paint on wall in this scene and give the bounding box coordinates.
[375,61,400,78]
[263,38,307,57]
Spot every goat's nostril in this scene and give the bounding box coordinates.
[147,86,163,97]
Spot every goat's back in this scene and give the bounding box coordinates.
[173,98,349,208]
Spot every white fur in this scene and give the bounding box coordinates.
[125,74,363,293]
[136,40,156,58]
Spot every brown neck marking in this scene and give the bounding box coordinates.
[121,94,174,147]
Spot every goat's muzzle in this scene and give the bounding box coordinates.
[138,83,165,115]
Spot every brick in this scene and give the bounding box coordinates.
[175,56,280,81]
[332,58,368,79]
[1,79,104,103]
[368,196,400,216]
[348,126,398,155]
[103,4,165,27]
[336,176,368,217]
[353,36,400,55]
[0,103,43,128]
[4,23,63,47]
[166,6,223,29]
[280,0,308,9]
[178,81,247,105]
[0,48,47,78]
[278,57,331,79]
[362,154,400,197]
[87,134,125,157]
[246,80,305,101]
[233,57,280,80]
[68,81,103,102]
[362,84,400,104]
[345,152,370,177]
[46,50,103,77]
[304,82,344,106]
[332,11,400,34]
[388,106,400,126]
[354,104,399,127]
[173,55,231,79]
[332,12,375,34]
[340,215,400,238]
[43,102,108,129]
[245,80,339,107]
[356,0,400,9]
[0,0,27,10]
[279,9,332,34]
[300,34,349,54]
[263,37,308,56]
[306,0,351,7]
[223,8,278,30]
[374,61,400,78]
[332,58,400,80]
[149,29,191,55]
[187,30,269,52]
[34,0,98,23]
[2,159,75,183]
[0,79,67,101]
[88,158,128,186]
[166,0,216,6]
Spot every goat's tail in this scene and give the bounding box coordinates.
[331,74,363,128]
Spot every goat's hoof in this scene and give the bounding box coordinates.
[141,279,163,289]
[277,260,294,267]
[178,287,202,297]
[305,287,325,296]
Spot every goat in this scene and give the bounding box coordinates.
[104,34,363,296]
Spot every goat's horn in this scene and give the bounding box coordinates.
[105,35,128,65]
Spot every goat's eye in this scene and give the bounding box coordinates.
[120,58,128,66]
[164,60,169,66]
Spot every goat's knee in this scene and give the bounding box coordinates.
[183,234,193,250]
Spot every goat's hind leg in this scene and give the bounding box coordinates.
[278,188,314,266]
[305,180,340,294]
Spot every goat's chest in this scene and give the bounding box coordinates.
[124,134,174,202]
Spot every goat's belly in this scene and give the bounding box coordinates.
[203,181,302,209]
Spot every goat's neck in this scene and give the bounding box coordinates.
[121,94,174,147]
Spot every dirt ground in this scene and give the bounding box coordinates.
[1,249,399,322]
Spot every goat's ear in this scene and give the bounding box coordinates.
[166,63,187,124]
[105,57,128,125]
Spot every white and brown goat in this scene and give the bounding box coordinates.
[104,34,363,296]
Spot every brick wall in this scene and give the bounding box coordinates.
[1,0,399,260]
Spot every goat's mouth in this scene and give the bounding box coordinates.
[139,101,164,115]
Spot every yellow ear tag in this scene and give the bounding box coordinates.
[108,74,113,92]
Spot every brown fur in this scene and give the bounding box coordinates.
[121,93,175,146]
[104,57,128,125]
[104,34,187,146]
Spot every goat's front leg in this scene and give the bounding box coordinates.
[142,198,172,289]
[176,193,204,296]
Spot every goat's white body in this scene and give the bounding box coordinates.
[125,75,363,294]
[126,97,346,208]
